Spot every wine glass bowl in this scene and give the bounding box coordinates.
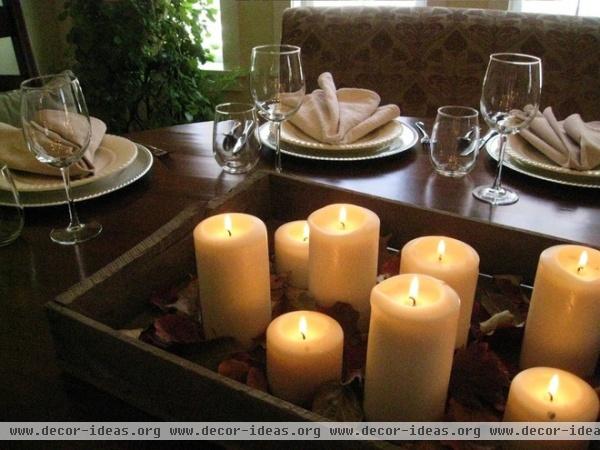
[473,53,542,206]
[20,71,102,245]
[250,44,305,173]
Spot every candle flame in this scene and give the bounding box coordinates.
[224,215,233,237]
[408,276,419,306]
[339,206,347,230]
[548,374,559,402]
[577,251,588,273]
[302,223,309,242]
[437,239,446,262]
[299,316,308,340]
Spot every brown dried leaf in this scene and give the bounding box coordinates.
[312,381,364,421]
[218,359,250,382]
[449,342,511,412]
[270,273,288,302]
[246,367,268,392]
[154,313,202,344]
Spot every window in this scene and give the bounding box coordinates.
[509,0,600,17]
[292,0,425,6]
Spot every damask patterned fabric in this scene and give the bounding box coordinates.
[281,6,600,121]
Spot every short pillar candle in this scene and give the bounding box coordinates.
[193,213,271,347]
[308,203,380,325]
[520,245,600,377]
[266,310,343,406]
[503,367,599,450]
[363,274,460,421]
[274,220,309,289]
[400,235,479,348]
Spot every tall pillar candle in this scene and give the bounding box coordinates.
[400,235,479,348]
[275,220,309,289]
[266,310,343,406]
[364,274,460,421]
[308,203,379,324]
[193,213,271,347]
[520,245,600,376]
[504,367,599,450]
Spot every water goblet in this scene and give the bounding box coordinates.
[250,44,305,173]
[20,71,102,244]
[473,53,542,206]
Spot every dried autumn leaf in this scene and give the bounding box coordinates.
[449,342,511,412]
[318,302,361,345]
[270,273,288,302]
[343,336,368,380]
[218,359,250,382]
[286,288,317,312]
[478,275,529,325]
[118,328,144,340]
[312,380,364,422]
[246,367,268,392]
[154,313,202,344]
[480,310,520,335]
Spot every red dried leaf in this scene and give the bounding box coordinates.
[318,302,361,345]
[379,254,400,277]
[449,342,511,412]
[218,359,250,382]
[246,367,268,392]
[154,313,202,344]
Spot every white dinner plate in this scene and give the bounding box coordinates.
[280,118,404,151]
[507,135,600,178]
[0,134,139,192]
[260,121,418,162]
[486,137,600,189]
[0,145,153,207]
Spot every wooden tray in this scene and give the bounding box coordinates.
[45,171,570,445]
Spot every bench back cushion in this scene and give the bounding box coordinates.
[281,6,600,120]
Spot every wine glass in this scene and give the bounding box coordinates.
[250,44,305,173]
[20,71,102,244]
[473,53,542,206]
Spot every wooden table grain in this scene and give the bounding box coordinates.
[1,118,598,442]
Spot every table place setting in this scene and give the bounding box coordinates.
[257,71,418,162]
[485,107,600,188]
[0,72,153,215]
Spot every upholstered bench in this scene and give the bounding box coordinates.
[281,6,600,121]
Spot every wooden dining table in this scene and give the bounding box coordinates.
[2,117,598,448]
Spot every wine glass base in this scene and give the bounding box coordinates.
[50,221,102,245]
[472,185,519,206]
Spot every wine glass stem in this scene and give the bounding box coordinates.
[492,132,508,191]
[273,120,282,173]
[60,166,82,231]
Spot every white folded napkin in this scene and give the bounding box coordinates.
[0,111,106,177]
[288,72,400,145]
[518,107,600,170]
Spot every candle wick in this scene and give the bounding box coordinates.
[548,391,554,403]
[408,296,416,307]
[303,236,308,242]
[438,254,443,262]
[301,332,306,340]
[340,221,346,230]
[577,265,584,274]
[226,229,232,237]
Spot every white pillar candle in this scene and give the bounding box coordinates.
[520,245,600,377]
[193,213,271,347]
[275,220,309,289]
[308,203,380,324]
[364,274,460,421]
[400,235,479,348]
[504,367,599,450]
[266,310,343,406]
